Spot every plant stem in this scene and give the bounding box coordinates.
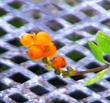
[45,57,110,77]
[73,64,110,76]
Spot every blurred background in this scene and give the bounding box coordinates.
[0,0,110,103]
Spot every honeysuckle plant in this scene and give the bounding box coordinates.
[20,31,110,86]
[85,31,110,85]
[20,32,75,76]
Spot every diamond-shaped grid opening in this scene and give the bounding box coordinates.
[9,93,28,103]
[85,62,101,69]
[0,28,7,37]
[9,73,29,83]
[69,90,89,100]
[65,0,81,6]
[101,19,110,28]
[7,38,22,47]
[82,8,97,17]
[105,95,110,101]
[11,55,28,64]
[52,98,68,103]
[28,64,48,75]
[106,96,110,101]
[8,1,23,9]
[103,55,110,62]
[91,100,102,103]
[83,26,99,35]
[87,84,106,92]
[54,40,64,49]
[0,63,10,72]
[48,77,67,88]
[0,8,7,17]
[0,82,10,91]
[0,100,5,103]
[0,46,8,54]
[63,14,80,24]
[66,32,83,41]
[26,28,41,34]
[106,77,110,82]
[30,9,42,19]
[45,4,62,14]
[30,85,49,96]
[84,43,90,49]
[98,0,110,10]
[47,20,63,31]
[66,50,85,62]
[8,17,28,28]
[71,75,85,81]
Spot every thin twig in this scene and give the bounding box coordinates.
[73,64,110,76]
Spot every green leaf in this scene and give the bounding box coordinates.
[97,31,110,54]
[88,42,106,63]
[85,69,108,86]
[47,65,54,70]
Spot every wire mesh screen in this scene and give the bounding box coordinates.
[1,0,110,103]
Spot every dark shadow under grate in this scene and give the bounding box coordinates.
[9,93,28,103]
[69,90,89,100]
[28,64,48,75]
[87,84,107,92]
[9,72,29,83]
[30,85,49,96]
[48,77,67,88]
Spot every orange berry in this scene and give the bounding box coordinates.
[20,34,35,48]
[39,43,57,58]
[28,45,43,60]
[52,56,67,69]
[34,32,52,45]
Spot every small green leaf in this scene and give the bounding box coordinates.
[88,42,106,63]
[47,65,54,70]
[85,69,108,86]
[96,31,110,54]
[62,70,69,77]
[68,69,77,77]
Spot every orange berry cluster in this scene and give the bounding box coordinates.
[20,32,67,70]
[20,32,57,60]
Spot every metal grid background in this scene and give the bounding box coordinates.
[1,0,110,103]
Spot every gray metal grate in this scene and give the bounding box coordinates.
[1,0,110,103]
